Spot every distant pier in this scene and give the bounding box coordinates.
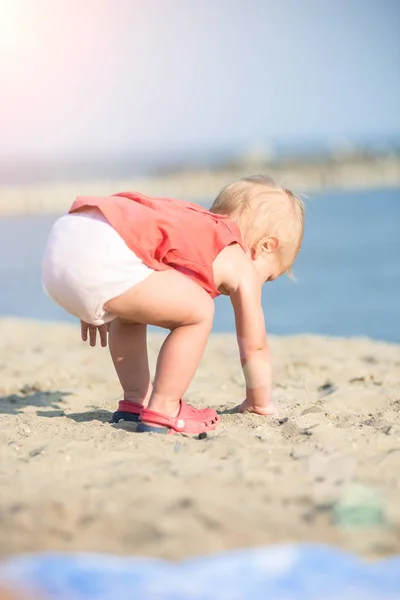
[0,153,399,215]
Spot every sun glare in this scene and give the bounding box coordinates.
[0,1,26,52]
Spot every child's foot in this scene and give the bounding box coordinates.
[137,399,219,438]
[111,400,144,423]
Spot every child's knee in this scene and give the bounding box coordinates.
[191,295,214,328]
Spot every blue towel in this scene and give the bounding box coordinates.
[1,544,400,600]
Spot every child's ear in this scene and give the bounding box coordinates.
[263,236,279,253]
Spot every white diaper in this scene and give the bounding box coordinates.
[41,208,154,325]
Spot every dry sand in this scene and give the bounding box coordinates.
[1,318,400,561]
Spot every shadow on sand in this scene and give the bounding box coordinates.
[0,387,71,416]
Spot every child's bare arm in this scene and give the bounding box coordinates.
[230,269,274,413]
[214,244,276,414]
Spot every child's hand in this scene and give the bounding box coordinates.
[80,320,109,347]
[236,398,279,417]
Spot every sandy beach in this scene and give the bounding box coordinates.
[1,318,399,561]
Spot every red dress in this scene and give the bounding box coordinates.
[69,191,243,298]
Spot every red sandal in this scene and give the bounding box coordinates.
[111,400,143,423]
[137,399,219,438]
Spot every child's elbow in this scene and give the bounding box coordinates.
[238,337,269,359]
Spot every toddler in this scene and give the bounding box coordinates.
[41,175,304,437]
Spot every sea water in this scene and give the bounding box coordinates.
[0,187,399,341]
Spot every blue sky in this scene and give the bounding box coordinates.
[0,0,399,160]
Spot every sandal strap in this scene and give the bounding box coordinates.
[139,399,219,433]
[139,407,180,429]
[117,400,143,415]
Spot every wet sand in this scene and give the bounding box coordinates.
[1,318,399,560]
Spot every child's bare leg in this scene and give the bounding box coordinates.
[105,270,214,417]
[108,319,152,406]
[148,314,212,415]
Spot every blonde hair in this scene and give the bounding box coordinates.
[211,175,305,272]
